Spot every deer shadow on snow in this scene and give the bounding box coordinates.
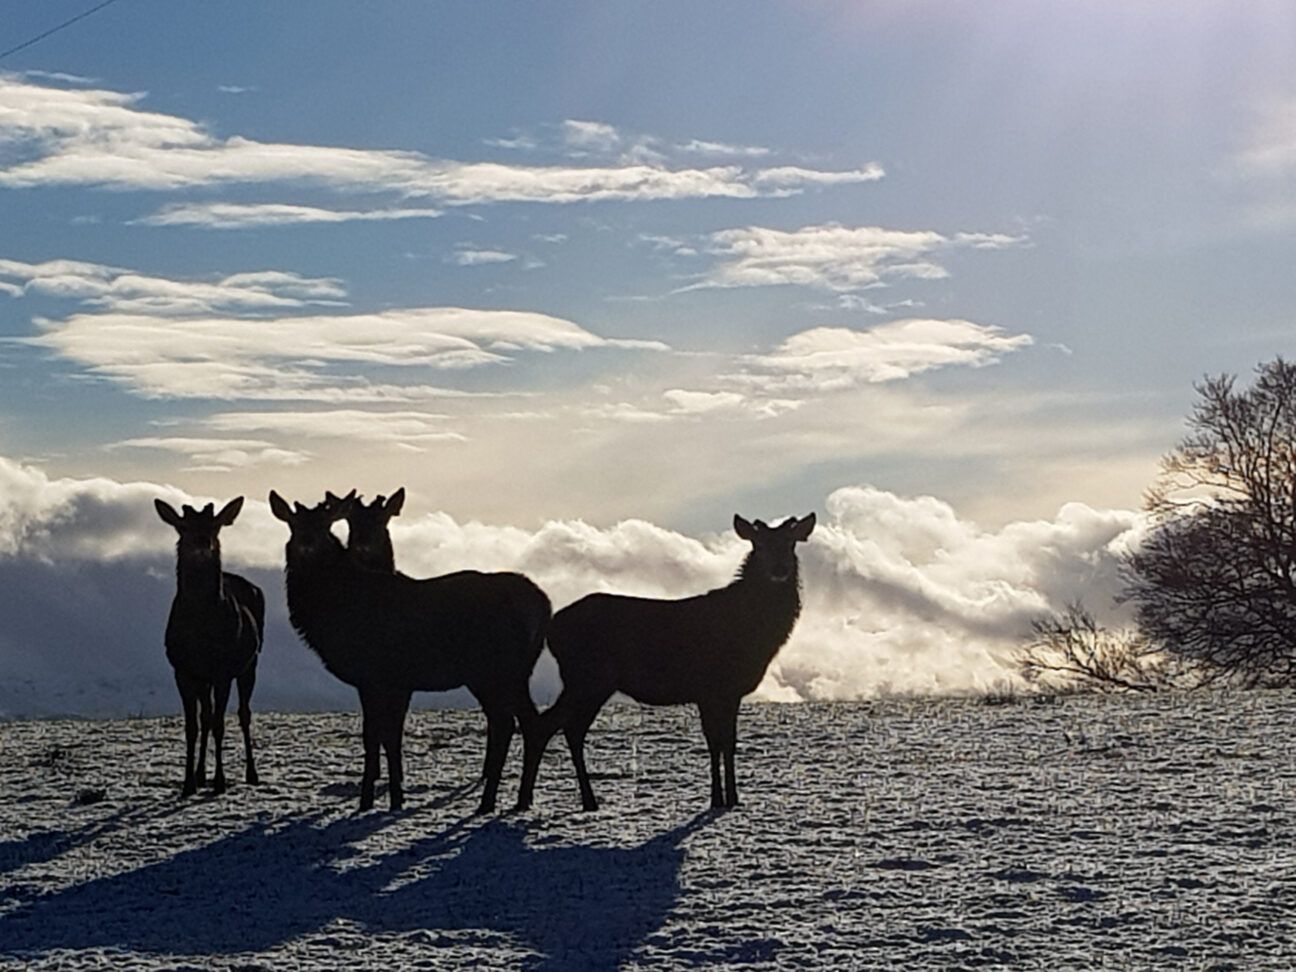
[0,808,714,971]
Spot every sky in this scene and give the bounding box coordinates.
[2,1,1295,717]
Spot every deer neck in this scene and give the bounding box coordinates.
[176,548,223,603]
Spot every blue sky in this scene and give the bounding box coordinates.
[1,2,1295,714]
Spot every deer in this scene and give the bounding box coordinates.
[517,513,815,812]
[269,490,551,813]
[333,488,404,573]
[310,488,403,798]
[155,497,264,797]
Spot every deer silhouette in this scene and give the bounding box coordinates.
[337,488,404,573]
[518,513,815,812]
[270,490,551,813]
[155,497,264,796]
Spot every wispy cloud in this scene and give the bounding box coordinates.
[13,258,669,400]
[447,246,518,266]
[203,410,468,448]
[736,320,1034,391]
[662,388,801,419]
[696,223,1022,293]
[111,436,311,471]
[0,78,882,205]
[0,258,346,314]
[1235,96,1296,178]
[137,202,443,229]
[676,138,771,158]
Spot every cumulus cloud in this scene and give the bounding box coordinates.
[0,454,1147,716]
[0,77,883,204]
[137,202,444,229]
[698,222,1022,293]
[737,319,1034,391]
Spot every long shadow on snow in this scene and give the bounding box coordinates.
[0,805,713,970]
[0,802,188,881]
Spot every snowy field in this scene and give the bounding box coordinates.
[2,691,1295,970]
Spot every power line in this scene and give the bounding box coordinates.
[0,0,124,63]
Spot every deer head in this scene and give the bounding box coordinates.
[734,513,816,584]
[155,497,244,563]
[342,488,405,572]
[269,490,353,564]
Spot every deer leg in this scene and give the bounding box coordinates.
[196,685,214,789]
[210,680,232,794]
[382,689,412,812]
[516,692,569,812]
[564,694,611,812]
[721,700,740,808]
[236,666,258,785]
[699,699,739,810]
[176,674,200,797]
[478,706,515,815]
[358,690,380,812]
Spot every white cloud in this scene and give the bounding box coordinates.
[752,163,885,189]
[579,402,675,424]
[10,256,668,400]
[676,138,771,158]
[204,410,467,447]
[1235,96,1296,178]
[30,307,665,399]
[0,454,1148,714]
[561,119,622,153]
[662,388,801,419]
[111,436,312,471]
[137,202,444,229]
[698,223,1022,293]
[662,389,747,414]
[738,319,1034,391]
[0,258,345,315]
[0,78,881,205]
[448,247,518,266]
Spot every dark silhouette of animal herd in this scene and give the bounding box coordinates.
[157,488,815,816]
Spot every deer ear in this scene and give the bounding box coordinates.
[733,515,756,540]
[386,487,405,517]
[791,512,816,542]
[215,496,244,527]
[155,499,183,528]
[268,491,292,523]
[328,494,355,522]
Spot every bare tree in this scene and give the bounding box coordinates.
[1125,357,1296,685]
[1016,602,1192,694]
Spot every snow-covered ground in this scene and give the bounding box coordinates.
[2,691,1295,970]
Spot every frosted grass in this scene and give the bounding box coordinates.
[2,691,1295,969]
